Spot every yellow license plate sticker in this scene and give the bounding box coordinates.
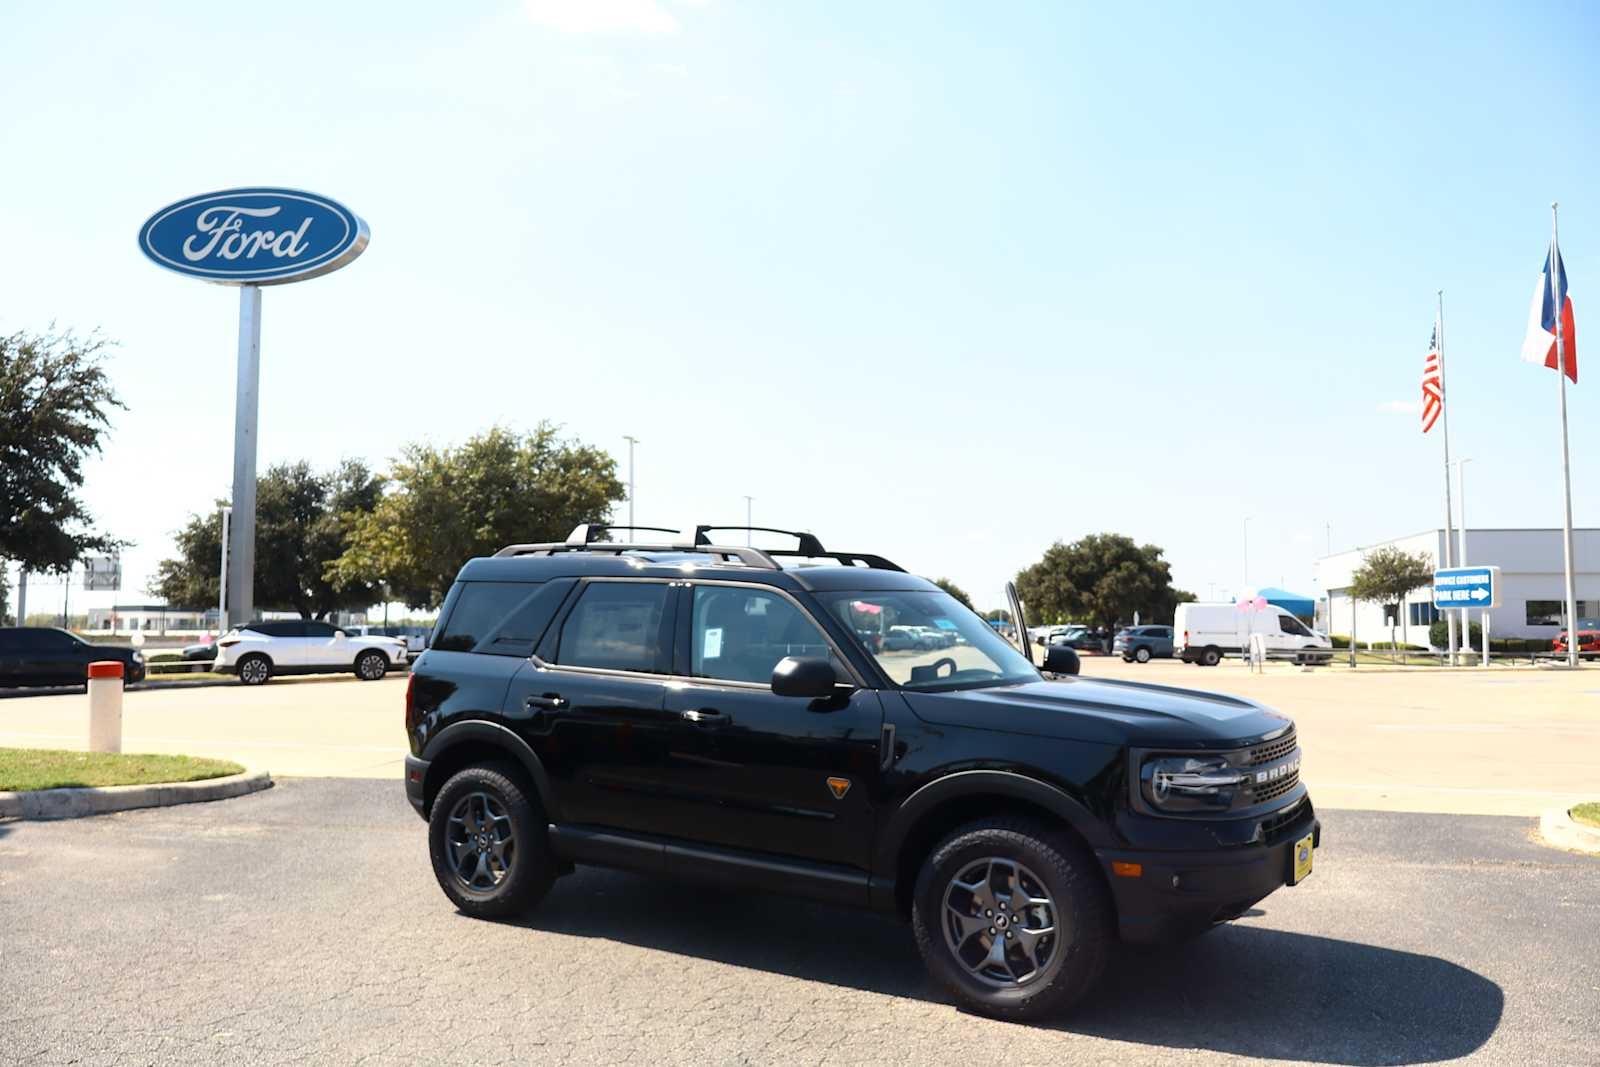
[1291,832,1314,884]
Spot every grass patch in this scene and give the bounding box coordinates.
[1572,803,1600,829]
[0,748,243,792]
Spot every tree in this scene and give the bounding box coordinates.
[1015,533,1194,629]
[332,425,624,609]
[931,577,974,611]
[0,331,124,576]
[984,608,1012,624]
[152,459,382,619]
[1349,545,1434,649]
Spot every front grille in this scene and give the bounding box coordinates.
[1247,728,1297,767]
[1252,774,1300,804]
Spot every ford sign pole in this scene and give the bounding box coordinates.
[230,286,262,626]
[139,189,368,628]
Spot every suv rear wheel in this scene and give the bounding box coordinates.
[237,653,272,686]
[428,763,554,918]
[911,818,1112,1020]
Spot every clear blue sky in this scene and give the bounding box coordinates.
[2,1,1597,616]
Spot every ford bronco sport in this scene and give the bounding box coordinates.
[404,525,1318,1019]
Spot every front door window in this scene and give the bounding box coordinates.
[689,586,834,684]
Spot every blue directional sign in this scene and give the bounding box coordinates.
[1432,566,1500,609]
[139,188,369,285]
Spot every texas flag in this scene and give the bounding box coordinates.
[1521,244,1577,383]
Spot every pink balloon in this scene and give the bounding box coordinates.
[1254,596,1269,611]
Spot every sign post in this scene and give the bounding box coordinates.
[139,188,368,627]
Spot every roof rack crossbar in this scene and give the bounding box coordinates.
[563,523,681,546]
[682,525,828,556]
[763,548,906,572]
[494,540,780,569]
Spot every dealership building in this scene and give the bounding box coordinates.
[1316,528,1600,643]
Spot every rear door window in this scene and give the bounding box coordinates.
[554,581,671,673]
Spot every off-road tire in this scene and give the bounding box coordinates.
[911,817,1113,1021]
[428,763,553,919]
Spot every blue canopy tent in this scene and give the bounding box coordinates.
[1257,587,1316,620]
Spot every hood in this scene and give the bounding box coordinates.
[901,676,1290,748]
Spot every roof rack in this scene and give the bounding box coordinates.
[493,525,904,573]
[562,523,681,546]
[682,525,905,572]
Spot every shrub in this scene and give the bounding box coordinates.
[1428,620,1484,649]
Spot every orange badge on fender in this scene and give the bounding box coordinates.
[826,777,851,799]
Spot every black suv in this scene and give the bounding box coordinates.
[404,526,1318,1020]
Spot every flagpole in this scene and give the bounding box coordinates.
[1438,289,1459,664]
[1552,202,1579,667]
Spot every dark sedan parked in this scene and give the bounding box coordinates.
[0,627,146,687]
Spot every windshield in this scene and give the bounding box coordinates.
[820,589,1040,691]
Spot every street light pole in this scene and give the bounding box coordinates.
[218,506,232,635]
[1455,457,1472,659]
[744,496,753,545]
[622,435,639,530]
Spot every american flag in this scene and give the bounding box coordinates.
[1421,321,1443,433]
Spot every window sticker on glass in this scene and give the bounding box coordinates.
[703,627,723,659]
[933,618,957,630]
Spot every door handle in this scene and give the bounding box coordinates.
[682,708,729,726]
[525,694,567,711]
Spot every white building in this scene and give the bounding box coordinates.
[1316,528,1600,645]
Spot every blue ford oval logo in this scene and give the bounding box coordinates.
[138,187,369,285]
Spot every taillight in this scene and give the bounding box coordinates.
[404,672,416,731]
[218,637,240,648]
[1183,630,1189,646]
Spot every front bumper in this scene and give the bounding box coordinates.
[1096,803,1320,943]
[404,754,430,819]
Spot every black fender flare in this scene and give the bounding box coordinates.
[874,769,1115,881]
[419,719,560,821]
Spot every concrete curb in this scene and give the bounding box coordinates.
[0,770,273,821]
[1537,807,1600,854]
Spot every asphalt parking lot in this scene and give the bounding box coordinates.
[2,778,1596,1066]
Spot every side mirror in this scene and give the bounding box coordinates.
[772,656,841,699]
[1042,645,1080,676]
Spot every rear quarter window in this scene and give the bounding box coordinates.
[432,580,572,656]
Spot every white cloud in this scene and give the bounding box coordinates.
[653,62,688,77]
[524,0,678,34]
[1377,399,1421,415]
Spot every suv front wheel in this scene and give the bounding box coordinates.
[428,764,554,918]
[911,818,1112,1020]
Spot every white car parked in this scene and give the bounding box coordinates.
[215,620,408,685]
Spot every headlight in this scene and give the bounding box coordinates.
[1141,755,1248,812]
[132,651,144,662]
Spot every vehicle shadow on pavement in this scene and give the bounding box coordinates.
[517,870,1501,1066]
[1074,925,1503,1064]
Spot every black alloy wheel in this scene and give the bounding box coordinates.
[428,764,554,918]
[912,818,1112,1020]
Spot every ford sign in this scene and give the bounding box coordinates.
[138,187,369,285]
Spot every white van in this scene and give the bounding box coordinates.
[1175,602,1332,666]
